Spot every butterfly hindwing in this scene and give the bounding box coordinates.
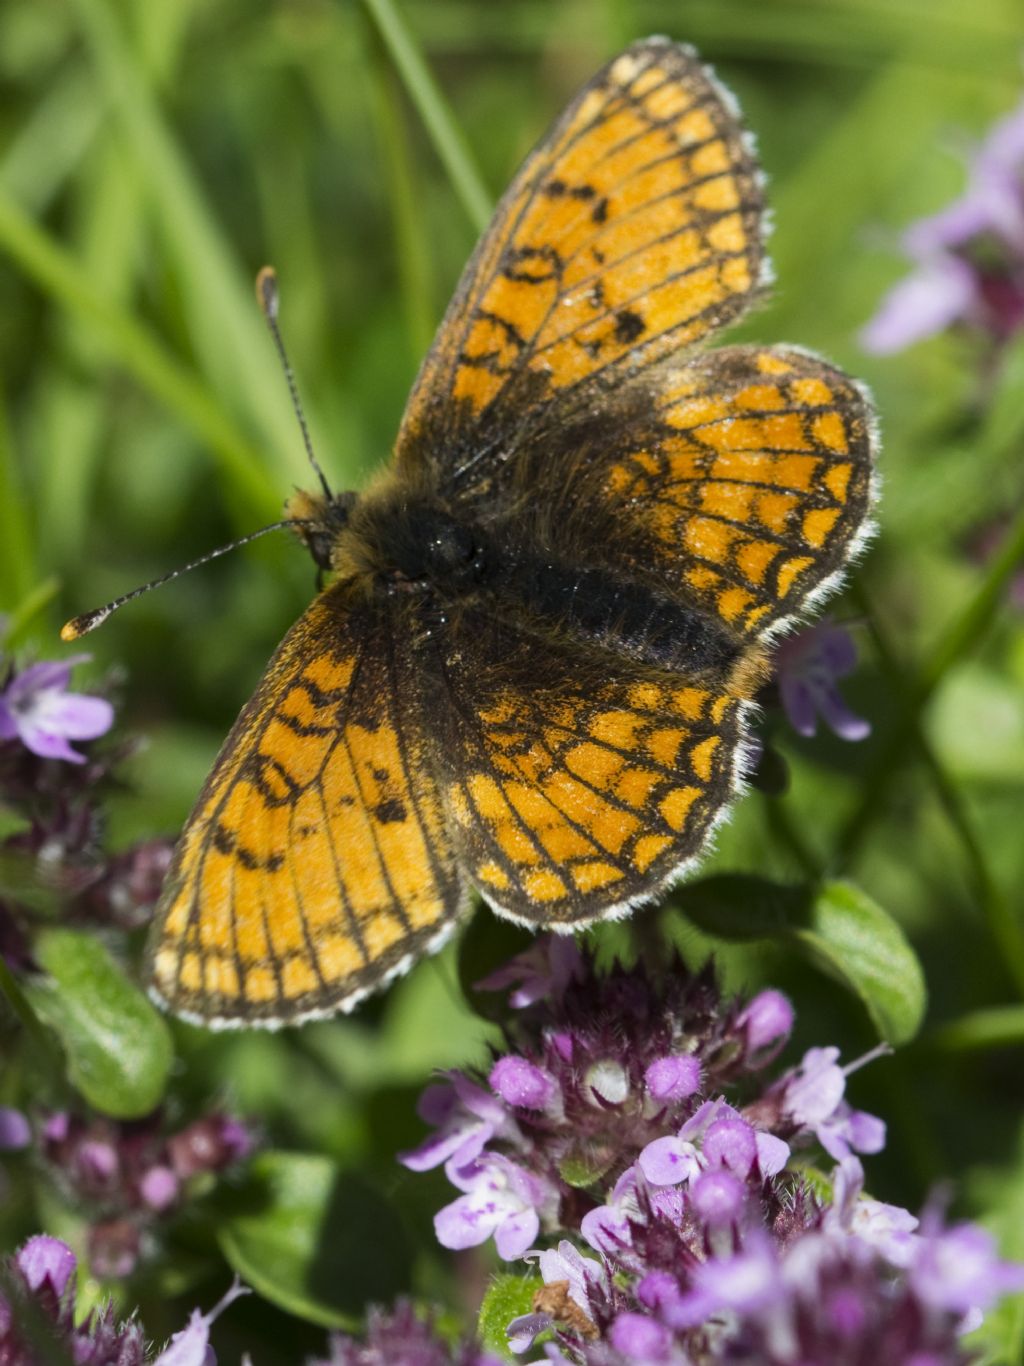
[147,581,466,1026]
[581,344,877,640]
[397,37,766,485]
[425,609,752,927]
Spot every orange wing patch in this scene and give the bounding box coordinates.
[430,618,752,926]
[599,345,874,639]
[398,37,764,465]
[147,582,466,1027]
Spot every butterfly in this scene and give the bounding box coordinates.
[141,37,876,1028]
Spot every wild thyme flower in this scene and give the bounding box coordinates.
[312,1299,502,1366]
[0,1234,245,1364]
[0,655,113,765]
[36,1107,253,1278]
[401,943,794,1259]
[772,621,871,743]
[0,653,174,966]
[862,97,1024,354]
[404,939,797,1256]
[402,942,1023,1365]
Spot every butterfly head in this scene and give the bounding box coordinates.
[285,487,359,573]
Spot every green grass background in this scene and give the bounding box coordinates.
[3,0,1024,1358]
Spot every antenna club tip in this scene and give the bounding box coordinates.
[256,265,279,319]
[60,618,86,642]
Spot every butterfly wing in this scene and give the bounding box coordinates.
[424,607,750,927]
[396,36,766,487]
[147,580,466,1027]
[542,343,877,643]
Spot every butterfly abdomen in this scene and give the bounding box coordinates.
[495,551,741,677]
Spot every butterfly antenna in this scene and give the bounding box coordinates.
[256,266,333,502]
[60,520,314,641]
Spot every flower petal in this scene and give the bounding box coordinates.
[16,1235,76,1297]
[36,691,115,741]
[434,1192,503,1250]
[495,1206,539,1259]
[20,728,87,763]
[860,256,976,354]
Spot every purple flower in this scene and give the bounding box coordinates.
[862,97,1024,352]
[0,655,113,764]
[399,1073,516,1172]
[435,1151,555,1259]
[736,990,794,1056]
[0,1106,30,1150]
[151,1278,249,1366]
[403,944,1024,1364]
[0,1234,244,1366]
[690,1169,746,1227]
[644,1055,701,1105]
[476,936,584,1008]
[780,1046,886,1161]
[36,1107,254,1278]
[608,1312,672,1360]
[580,1165,646,1254]
[490,1056,561,1112]
[773,621,871,742]
[666,1233,782,1328]
[16,1234,76,1297]
[317,1300,503,1366]
[911,1221,1024,1318]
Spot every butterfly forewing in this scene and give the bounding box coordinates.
[397,37,766,481]
[147,581,466,1027]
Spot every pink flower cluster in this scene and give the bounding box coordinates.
[401,940,1023,1365]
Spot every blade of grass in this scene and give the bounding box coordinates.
[69,0,315,486]
[37,135,148,562]
[367,36,437,360]
[4,579,62,650]
[0,395,38,609]
[35,0,201,562]
[361,0,493,235]
[0,190,278,520]
[0,65,103,216]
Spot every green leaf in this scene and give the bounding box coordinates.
[219,1152,412,1329]
[28,929,173,1118]
[478,1273,541,1361]
[676,875,926,1044]
[796,882,926,1045]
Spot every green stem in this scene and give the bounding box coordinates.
[845,582,1024,995]
[762,794,824,881]
[360,0,493,235]
[929,1005,1024,1052]
[838,496,1024,862]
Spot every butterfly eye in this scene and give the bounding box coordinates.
[426,521,477,569]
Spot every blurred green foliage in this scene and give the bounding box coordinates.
[2,0,1024,1359]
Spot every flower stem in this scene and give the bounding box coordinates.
[842,581,1024,996]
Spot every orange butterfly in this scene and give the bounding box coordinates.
[67,38,875,1028]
